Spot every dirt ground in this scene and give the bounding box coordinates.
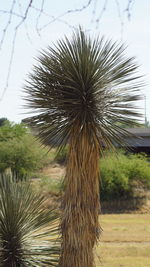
[38,163,65,180]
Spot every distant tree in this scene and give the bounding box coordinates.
[0,117,8,127]
[0,120,27,141]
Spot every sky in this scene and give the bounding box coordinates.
[0,0,150,123]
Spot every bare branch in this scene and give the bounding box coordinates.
[95,0,108,29]
[38,0,93,32]
[0,0,138,102]
[0,9,23,18]
[17,0,32,43]
[0,29,17,101]
[115,0,124,39]
[16,0,33,28]
[91,0,98,23]
[31,5,76,31]
[125,0,135,20]
[0,0,33,101]
[36,0,45,36]
[0,0,16,50]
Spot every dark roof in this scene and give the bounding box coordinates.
[126,128,150,137]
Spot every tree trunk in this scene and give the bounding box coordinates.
[59,127,101,267]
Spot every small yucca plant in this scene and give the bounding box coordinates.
[0,173,60,266]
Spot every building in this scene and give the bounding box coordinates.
[124,128,150,154]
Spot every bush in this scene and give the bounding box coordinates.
[100,151,150,201]
[0,121,50,179]
[0,120,27,141]
[126,153,150,185]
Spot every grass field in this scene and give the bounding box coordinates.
[33,164,150,266]
[95,214,150,267]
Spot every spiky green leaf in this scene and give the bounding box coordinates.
[0,173,60,266]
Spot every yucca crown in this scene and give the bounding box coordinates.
[25,28,142,149]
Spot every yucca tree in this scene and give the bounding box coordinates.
[24,28,142,267]
[0,173,60,266]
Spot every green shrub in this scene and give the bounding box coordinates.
[0,122,50,179]
[100,151,150,200]
[127,154,150,185]
[0,120,27,141]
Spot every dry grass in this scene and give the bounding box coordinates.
[95,214,150,267]
[38,163,65,180]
